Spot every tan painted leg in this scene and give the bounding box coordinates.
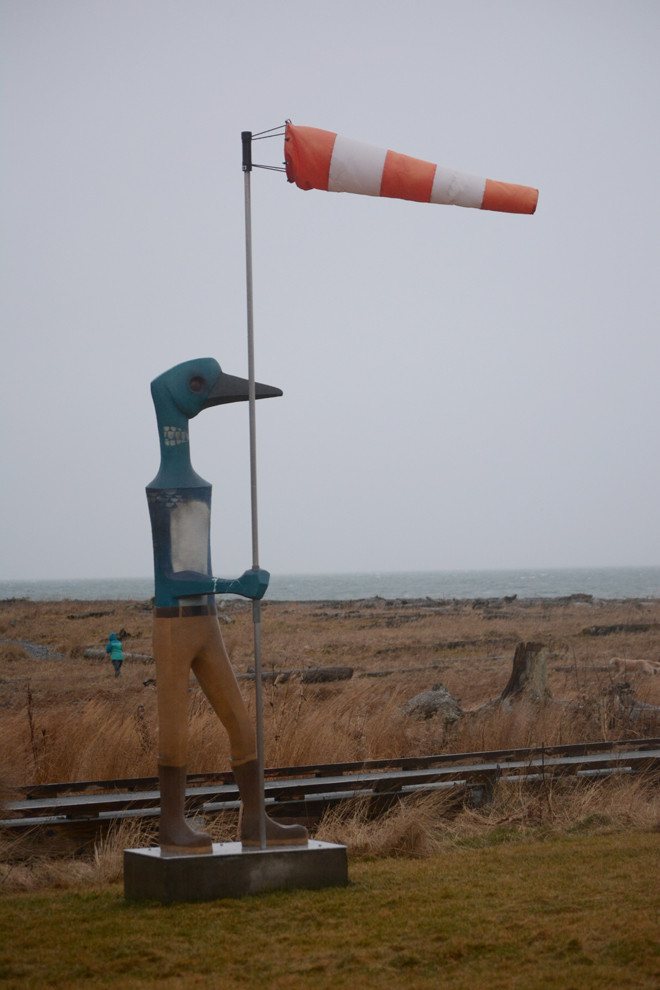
[191,616,257,764]
[153,616,199,767]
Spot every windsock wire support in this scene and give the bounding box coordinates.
[241,130,267,852]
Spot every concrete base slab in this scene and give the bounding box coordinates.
[124,840,348,903]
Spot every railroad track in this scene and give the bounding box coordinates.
[4,737,660,851]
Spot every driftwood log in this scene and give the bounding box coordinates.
[361,656,509,678]
[83,649,153,662]
[238,666,354,684]
[68,610,115,620]
[142,666,355,689]
[554,664,610,673]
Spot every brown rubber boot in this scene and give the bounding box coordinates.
[232,759,308,847]
[158,764,213,855]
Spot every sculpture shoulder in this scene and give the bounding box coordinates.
[146,468,211,492]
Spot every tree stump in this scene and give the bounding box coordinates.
[499,642,552,704]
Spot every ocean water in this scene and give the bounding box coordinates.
[1,567,660,602]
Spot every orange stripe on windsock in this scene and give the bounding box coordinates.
[481,179,538,215]
[284,124,336,191]
[380,149,436,203]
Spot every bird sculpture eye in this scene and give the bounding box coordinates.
[189,376,205,393]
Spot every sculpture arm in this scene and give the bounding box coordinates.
[171,568,270,601]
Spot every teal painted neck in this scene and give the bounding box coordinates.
[148,389,209,489]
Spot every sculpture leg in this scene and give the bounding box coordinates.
[153,615,212,854]
[158,764,212,854]
[191,615,258,765]
[191,616,307,847]
[232,759,308,847]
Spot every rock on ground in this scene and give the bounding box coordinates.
[401,682,463,722]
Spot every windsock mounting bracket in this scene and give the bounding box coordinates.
[242,128,287,172]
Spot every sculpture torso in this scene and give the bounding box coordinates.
[147,486,213,607]
[145,399,217,607]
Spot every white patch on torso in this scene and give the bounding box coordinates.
[170,500,210,574]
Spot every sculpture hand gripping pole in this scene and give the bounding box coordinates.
[147,357,308,854]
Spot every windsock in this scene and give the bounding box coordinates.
[284,123,537,215]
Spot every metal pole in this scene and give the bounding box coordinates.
[242,130,266,851]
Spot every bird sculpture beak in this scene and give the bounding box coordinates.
[201,371,283,408]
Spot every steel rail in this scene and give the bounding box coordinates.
[13,735,660,801]
[4,738,660,835]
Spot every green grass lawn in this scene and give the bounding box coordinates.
[1,833,659,989]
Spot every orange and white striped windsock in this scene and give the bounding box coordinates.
[284,123,538,215]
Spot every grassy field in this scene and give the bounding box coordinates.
[2,594,660,786]
[2,833,660,990]
[2,596,660,986]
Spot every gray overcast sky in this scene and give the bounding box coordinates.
[1,0,658,580]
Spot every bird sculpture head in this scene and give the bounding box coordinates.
[148,358,283,489]
[150,357,282,421]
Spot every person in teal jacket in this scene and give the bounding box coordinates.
[105,632,124,678]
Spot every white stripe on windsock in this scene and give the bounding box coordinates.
[430,166,486,209]
[328,135,388,197]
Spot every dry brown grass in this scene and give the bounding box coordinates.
[2,595,660,787]
[316,791,453,858]
[3,772,659,892]
[0,816,154,892]
[316,771,660,858]
[6,671,659,790]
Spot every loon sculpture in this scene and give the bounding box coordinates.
[147,357,308,854]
